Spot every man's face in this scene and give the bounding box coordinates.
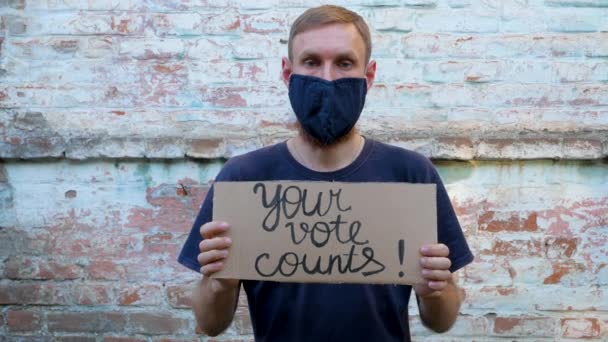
[282,23,376,87]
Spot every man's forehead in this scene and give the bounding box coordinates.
[291,23,365,58]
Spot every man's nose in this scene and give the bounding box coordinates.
[320,65,337,81]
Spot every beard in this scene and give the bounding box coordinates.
[294,121,359,148]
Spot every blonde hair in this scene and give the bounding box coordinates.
[288,5,372,64]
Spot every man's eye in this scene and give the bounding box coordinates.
[304,60,318,67]
[339,61,353,68]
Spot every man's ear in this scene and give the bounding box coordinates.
[365,60,377,90]
[281,57,292,87]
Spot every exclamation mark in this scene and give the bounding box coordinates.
[398,239,405,278]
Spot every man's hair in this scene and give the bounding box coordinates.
[288,5,372,65]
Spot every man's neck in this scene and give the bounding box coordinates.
[288,133,364,172]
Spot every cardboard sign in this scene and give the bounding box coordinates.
[212,181,437,285]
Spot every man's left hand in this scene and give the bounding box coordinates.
[414,243,452,298]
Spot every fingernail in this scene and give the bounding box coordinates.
[225,237,232,244]
[421,246,429,253]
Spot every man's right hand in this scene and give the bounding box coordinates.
[197,221,239,293]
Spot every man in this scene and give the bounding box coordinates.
[177,5,474,341]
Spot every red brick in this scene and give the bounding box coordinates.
[118,283,162,306]
[128,312,191,335]
[47,311,126,333]
[88,259,127,280]
[487,238,543,257]
[120,257,184,282]
[143,231,174,244]
[561,318,601,338]
[478,211,538,232]
[102,337,147,342]
[544,237,579,258]
[124,182,206,234]
[166,283,192,308]
[0,283,68,305]
[54,337,97,342]
[143,241,181,257]
[543,262,586,284]
[5,258,84,280]
[493,316,556,337]
[72,283,114,305]
[7,309,42,332]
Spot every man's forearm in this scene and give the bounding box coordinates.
[417,278,462,333]
[191,277,240,336]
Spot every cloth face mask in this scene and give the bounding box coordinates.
[288,74,367,145]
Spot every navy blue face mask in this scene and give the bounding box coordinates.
[288,74,367,145]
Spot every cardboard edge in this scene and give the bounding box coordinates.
[211,182,241,280]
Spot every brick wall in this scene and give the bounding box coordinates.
[0,0,607,341]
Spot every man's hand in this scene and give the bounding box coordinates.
[414,243,452,298]
[197,221,239,293]
[413,243,462,333]
[192,221,240,336]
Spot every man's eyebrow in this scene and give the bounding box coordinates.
[297,50,360,62]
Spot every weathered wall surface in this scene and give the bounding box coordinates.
[1,0,607,341]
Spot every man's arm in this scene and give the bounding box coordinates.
[191,276,240,336]
[414,244,463,333]
[416,273,462,332]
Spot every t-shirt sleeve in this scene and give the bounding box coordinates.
[430,167,474,273]
[176,159,241,273]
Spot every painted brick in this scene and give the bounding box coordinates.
[242,10,296,34]
[535,286,608,311]
[23,1,141,11]
[561,317,602,338]
[464,258,514,286]
[415,11,499,33]
[151,10,241,36]
[1,3,608,341]
[118,38,185,60]
[545,0,608,7]
[493,315,556,337]
[230,34,282,60]
[21,12,145,36]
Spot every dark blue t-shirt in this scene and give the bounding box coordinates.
[177,138,474,342]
